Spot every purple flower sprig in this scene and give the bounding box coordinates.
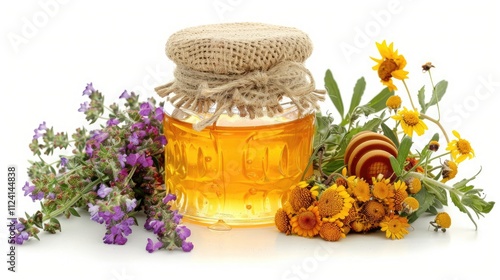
[144,193,193,253]
[17,83,185,252]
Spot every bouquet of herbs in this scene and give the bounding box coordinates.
[274,41,495,241]
[11,84,193,252]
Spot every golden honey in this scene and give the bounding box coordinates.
[163,109,315,226]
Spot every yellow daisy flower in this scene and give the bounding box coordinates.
[290,206,322,237]
[446,130,475,164]
[393,180,409,212]
[392,107,428,137]
[380,215,410,240]
[317,184,354,222]
[346,175,371,202]
[371,40,409,91]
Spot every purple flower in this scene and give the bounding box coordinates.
[181,241,194,252]
[119,90,131,99]
[110,206,125,221]
[85,144,94,157]
[78,101,90,112]
[88,203,100,220]
[22,182,35,196]
[148,219,165,235]
[38,121,47,131]
[82,83,95,96]
[125,198,137,212]
[97,183,112,198]
[14,220,25,232]
[29,191,44,202]
[103,217,134,245]
[137,154,153,168]
[47,192,56,200]
[33,122,47,139]
[139,102,153,116]
[172,210,183,224]
[33,128,44,139]
[144,218,154,231]
[103,230,127,245]
[126,153,139,166]
[154,107,164,121]
[60,157,68,167]
[106,118,120,126]
[117,153,127,168]
[176,225,191,241]
[156,135,167,146]
[128,133,140,146]
[146,238,163,253]
[93,131,109,143]
[15,231,30,245]
[163,193,176,204]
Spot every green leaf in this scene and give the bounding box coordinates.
[425,180,448,206]
[390,156,402,177]
[408,187,435,223]
[68,207,81,217]
[363,87,394,113]
[324,69,344,119]
[450,191,477,230]
[397,136,412,165]
[361,117,383,131]
[380,122,399,148]
[417,86,426,113]
[347,77,366,117]
[425,80,448,109]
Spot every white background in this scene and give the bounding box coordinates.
[1,0,499,279]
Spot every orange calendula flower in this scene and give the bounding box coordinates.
[392,107,428,137]
[290,206,322,237]
[371,40,409,91]
[446,130,475,164]
[380,215,410,239]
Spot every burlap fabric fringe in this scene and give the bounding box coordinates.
[155,61,325,131]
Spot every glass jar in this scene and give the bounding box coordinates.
[163,103,315,227]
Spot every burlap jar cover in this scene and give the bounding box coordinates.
[155,22,325,130]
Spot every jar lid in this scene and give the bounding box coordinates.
[165,22,313,75]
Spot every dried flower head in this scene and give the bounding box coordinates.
[431,212,451,232]
[422,62,435,72]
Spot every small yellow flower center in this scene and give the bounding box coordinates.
[402,111,420,126]
[457,139,472,155]
[378,59,398,81]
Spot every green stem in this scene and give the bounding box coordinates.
[420,113,450,144]
[42,176,108,221]
[427,70,441,120]
[402,80,417,110]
